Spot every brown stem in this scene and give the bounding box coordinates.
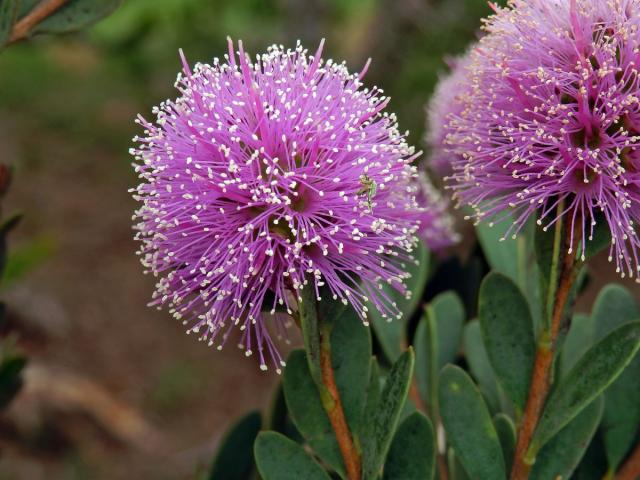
[8,0,69,44]
[510,221,578,480]
[319,320,361,480]
[616,443,640,480]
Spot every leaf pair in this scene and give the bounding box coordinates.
[473,272,640,477]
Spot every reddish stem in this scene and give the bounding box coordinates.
[510,222,578,480]
[617,443,640,480]
[318,319,361,480]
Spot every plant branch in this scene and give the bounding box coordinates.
[510,218,579,480]
[617,442,640,480]
[298,285,361,480]
[319,319,362,480]
[8,0,69,44]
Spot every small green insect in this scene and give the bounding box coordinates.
[357,174,377,212]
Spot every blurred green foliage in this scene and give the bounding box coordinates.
[1,0,499,166]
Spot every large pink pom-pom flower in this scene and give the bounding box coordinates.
[131,39,454,371]
[447,0,640,281]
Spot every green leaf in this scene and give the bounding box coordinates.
[209,411,261,480]
[362,349,415,480]
[415,291,465,409]
[0,0,20,45]
[531,322,640,455]
[283,350,344,477]
[32,0,122,36]
[592,285,640,339]
[584,215,612,259]
[254,431,331,480]
[325,302,371,438]
[478,215,541,328]
[447,449,471,480]
[2,235,55,285]
[530,397,603,480]
[462,320,501,412]
[0,353,26,410]
[478,272,535,413]
[0,213,22,282]
[369,241,430,362]
[298,283,322,387]
[383,412,435,480]
[431,292,465,367]
[493,414,515,474]
[560,313,594,377]
[591,285,640,471]
[476,215,518,282]
[266,383,290,435]
[439,365,506,480]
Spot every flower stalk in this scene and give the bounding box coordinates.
[510,217,581,480]
[298,284,361,480]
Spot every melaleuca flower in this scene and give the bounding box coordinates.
[131,39,424,371]
[447,0,640,281]
[425,54,472,178]
[412,170,459,250]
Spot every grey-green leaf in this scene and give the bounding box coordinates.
[531,322,640,455]
[254,431,331,480]
[476,215,518,282]
[431,291,465,368]
[362,349,415,480]
[369,241,430,362]
[530,397,603,480]
[493,414,515,474]
[209,411,261,480]
[591,285,640,471]
[359,357,381,454]
[462,320,501,413]
[383,412,435,480]
[479,272,535,413]
[592,284,640,340]
[32,0,122,36]
[560,313,595,377]
[326,302,371,438]
[415,291,465,408]
[283,350,345,477]
[439,365,506,480]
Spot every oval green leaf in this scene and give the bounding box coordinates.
[439,365,506,480]
[591,284,640,471]
[369,241,430,362]
[362,349,415,480]
[33,0,122,35]
[530,397,603,480]
[209,411,261,480]
[479,272,535,413]
[283,349,344,477]
[326,302,371,437]
[531,321,640,455]
[415,291,465,409]
[462,320,501,413]
[493,413,515,474]
[254,431,331,480]
[383,411,435,480]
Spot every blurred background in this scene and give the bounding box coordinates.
[0,0,636,478]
